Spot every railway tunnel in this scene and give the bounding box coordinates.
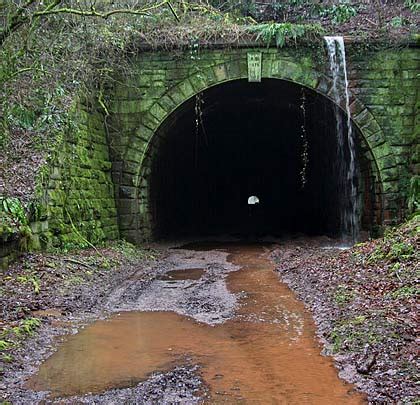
[147,79,378,239]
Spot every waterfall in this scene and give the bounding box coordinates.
[324,36,359,242]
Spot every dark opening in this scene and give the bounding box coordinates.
[150,79,375,239]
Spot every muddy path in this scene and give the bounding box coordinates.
[2,241,366,404]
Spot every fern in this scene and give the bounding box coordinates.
[405,0,420,12]
[248,23,323,48]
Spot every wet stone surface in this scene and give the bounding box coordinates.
[2,242,366,404]
[51,364,205,404]
[104,248,240,325]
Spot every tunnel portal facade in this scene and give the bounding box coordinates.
[105,46,415,242]
[2,43,418,268]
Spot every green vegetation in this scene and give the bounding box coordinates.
[366,241,415,264]
[0,340,13,351]
[333,284,356,307]
[11,318,41,337]
[112,239,158,261]
[405,0,420,12]
[390,16,408,28]
[354,215,419,266]
[0,317,41,364]
[388,286,418,300]
[320,4,357,24]
[16,274,41,294]
[0,197,32,249]
[330,315,382,353]
[328,215,419,364]
[248,22,323,47]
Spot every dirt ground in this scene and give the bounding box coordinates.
[1,241,232,404]
[271,218,419,403]
[0,222,418,404]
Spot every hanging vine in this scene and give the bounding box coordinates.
[189,37,207,167]
[195,93,206,141]
[299,87,309,189]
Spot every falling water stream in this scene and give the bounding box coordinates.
[325,36,359,242]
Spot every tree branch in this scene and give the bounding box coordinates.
[33,1,169,19]
[167,1,180,22]
[0,0,175,47]
[5,66,44,80]
[0,0,37,46]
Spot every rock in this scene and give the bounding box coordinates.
[357,353,377,375]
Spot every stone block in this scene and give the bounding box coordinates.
[213,64,228,82]
[168,88,186,107]
[226,59,242,79]
[118,214,140,231]
[178,79,196,99]
[119,186,137,199]
[149,103,168,122]
[189,74,208,93]
[158,95,177,114]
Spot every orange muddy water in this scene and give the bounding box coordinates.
[29,244,365,403]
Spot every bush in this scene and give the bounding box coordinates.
[320,4,357,24]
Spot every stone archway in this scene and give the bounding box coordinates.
[113,55,392,242]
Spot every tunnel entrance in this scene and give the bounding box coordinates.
[149,79,376,239]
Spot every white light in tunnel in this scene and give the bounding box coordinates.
[248,196,260,205]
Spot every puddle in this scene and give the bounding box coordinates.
[176,240,274,251]
[28,244,365,403]
[158,268,205,281]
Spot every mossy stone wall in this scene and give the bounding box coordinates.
[104,44,418,243]
[5,42,415,256]
[29,102,119,251]
[349,47,419,220]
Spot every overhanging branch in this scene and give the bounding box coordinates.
[33,1,169,19]
[0,0,177,47]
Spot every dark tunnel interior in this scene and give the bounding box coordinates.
[150,79,375,239]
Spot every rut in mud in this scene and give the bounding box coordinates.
[24,242,365,404]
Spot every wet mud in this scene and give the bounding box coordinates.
[26,242,365,404]
[158,268,205,281]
